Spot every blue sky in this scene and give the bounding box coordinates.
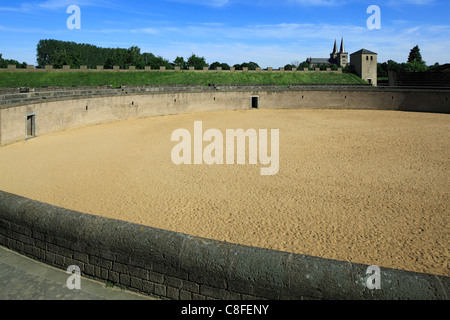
[1,0,449,68]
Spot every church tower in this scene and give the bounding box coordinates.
[337,38,348,67]
[330,39,338,62]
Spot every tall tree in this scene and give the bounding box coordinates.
[408,45,424,63]
[406,45,427,72]
[127,46,145,69]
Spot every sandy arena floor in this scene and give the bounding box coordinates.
[0,109,449,277]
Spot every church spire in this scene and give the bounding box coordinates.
[332,39,338,54]
[339,37,345,53]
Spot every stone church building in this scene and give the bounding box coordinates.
[305,38,378,86]
[306,38,348,68]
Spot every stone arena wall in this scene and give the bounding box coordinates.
[1,85,449,146]
[0,190,448,300]
[0,86,449,300]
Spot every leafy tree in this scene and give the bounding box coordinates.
[173,56,187,69]
[52,49,81,69]
[243,61,259,70]
[298,61,310,69]
[386,59,405,73]
[404,59,428,72]
[378,62,388,77]
[405,45,427,72]
[142,53,172,69]
[187,54,208,70]
[408,45,424,64]
[104,48,129,69]
[127,46,145,69]
[284,64,295,71]
[209,61,230,70]
[234,61,260,70]
[104,46,145,69]
[0,53,27,68]
[316,63,330,71]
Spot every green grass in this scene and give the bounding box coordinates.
[0,71,367,88]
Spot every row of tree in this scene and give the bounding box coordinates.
[1,42,441,76]
[377,45,434,77]
[284,61,341,71]
[33,39,262,71]
[0,54,27,69]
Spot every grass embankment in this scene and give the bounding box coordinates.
[0,71,367,88]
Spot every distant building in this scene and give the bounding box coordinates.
[350,49,378,86]
[306,38,348,68]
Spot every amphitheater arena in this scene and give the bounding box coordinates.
[0,85,449,300]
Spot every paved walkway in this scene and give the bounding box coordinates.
[0,246,156,300]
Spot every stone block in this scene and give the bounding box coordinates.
[164,275,183,288]
[108,271,119,283]
[180,290,192,300]
[192,293,206,300]
[181,280,200,293]
[167,286,180,300]
[154,283,166,297]
[148,271,164,284]
[119,274,131,286]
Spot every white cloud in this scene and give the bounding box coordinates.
[38,0,93,10]
[164,0,230,7]
[155,21,450,64]
[386,0,436,6]
[287,0,345,6]
[0,3,36,12]
[132,28,159,35]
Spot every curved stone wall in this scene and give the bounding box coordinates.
[0,190,448,300]
[1,86,449,300]
[1,85,449,146]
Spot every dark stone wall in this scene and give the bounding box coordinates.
[0,190,448,300]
